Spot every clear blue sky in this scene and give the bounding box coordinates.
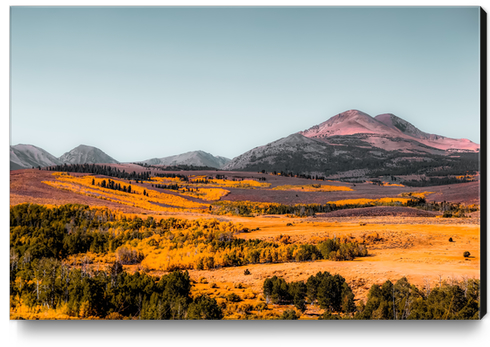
[10,6,481,161]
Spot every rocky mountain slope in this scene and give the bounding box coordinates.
[10,144,63,169]
[59,145,119,165]
[299,109,479,154]
[10,144,119,170]
[141,150,230,169]
[10,144,230,171]
[224,110,480,179]
[374,113,479,152]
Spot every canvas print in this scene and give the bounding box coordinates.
[9,6,484,320]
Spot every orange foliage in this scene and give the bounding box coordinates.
[400,191,434,199]
[42,173,210,213]
[205,179,271,189]
[382,182,405,187]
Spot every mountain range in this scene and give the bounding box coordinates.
[299,110,479,153]
[11,110,479,178]
[222,109,479,178]
[140,150,230,169]
[10,144,230,170]
[10,144,119,170]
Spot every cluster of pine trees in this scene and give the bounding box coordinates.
[354,277,480,320]
[263,272,355,316]
[153,172,189,181]
[11,204,151,259]
[212,197,477,218]
[213,201,338,217]
[10,204,369,278]
[153,183,181,190]
[263,274,480,320]
[403,176,473,187]
[369,152,479,180]
[9,204,226,319]
[95,178,134,193]
[259,170,327,181]
[10,258,222,320]
[405,197,479,216]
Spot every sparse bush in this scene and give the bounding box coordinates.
[216,298,227,309]
[443,211,453,218]
[105,312,124,320]
[209,282,217,288]
[136,263,149,273]
[238,303,253,314]
[199,277,208,284]
[254,302,267,312]
[115,245,144,265]
[224,303,238,316]
[187,295,224,320]
[262,311,280,320]
[279,309,299,320]
[276,234,291,244]
[244,269,251,275]
[226,293,242,302]
[243,291,256,300]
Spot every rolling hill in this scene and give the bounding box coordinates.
[140,150,230,169]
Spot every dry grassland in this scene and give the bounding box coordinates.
[10,169,481,319]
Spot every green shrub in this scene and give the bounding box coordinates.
[279,309,299,320]
[226,293,242,302]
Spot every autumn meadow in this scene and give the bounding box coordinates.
[9,164,481,320]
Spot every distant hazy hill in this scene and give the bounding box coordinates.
[141,150,231,169]
[59,144,119,165]
[224,109,480,178]
[10,144,230,171]
[10,144,63,169]
[10,144,119,170]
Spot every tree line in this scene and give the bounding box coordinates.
[212,197,477,218]
[403,176,474,187]
[263,274,480,320]
[10,256,223,320]
[45,164,151,181]
[10,204,369,277]
[263,271,355,316]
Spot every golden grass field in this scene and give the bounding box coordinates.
[10,168,481,319]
